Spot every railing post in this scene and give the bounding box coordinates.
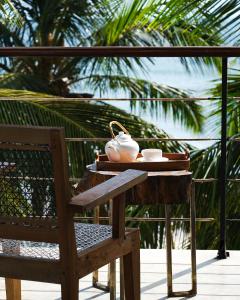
[217,57,229,259]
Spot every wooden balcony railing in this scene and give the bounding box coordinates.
[1,46,240,258]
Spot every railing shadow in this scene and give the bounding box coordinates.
[139,257,216,296]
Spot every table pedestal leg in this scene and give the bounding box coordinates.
[165,204,173,296]
[165,183,197,297]
[92,203,117,299]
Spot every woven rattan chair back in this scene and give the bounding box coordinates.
[0,125,144,300]
[0,125,75,256]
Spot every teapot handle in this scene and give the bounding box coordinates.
[109,121,129,138]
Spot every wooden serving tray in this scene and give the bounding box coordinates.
[96,153,190,172]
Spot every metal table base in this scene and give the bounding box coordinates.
[91,181,196,299]
[165,183,197,297]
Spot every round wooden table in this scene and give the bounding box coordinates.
[85,165,192,205]
[76,165,196,298]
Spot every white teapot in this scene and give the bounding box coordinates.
[105,121,139,162]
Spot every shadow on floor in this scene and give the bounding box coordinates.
[139,257,217,295]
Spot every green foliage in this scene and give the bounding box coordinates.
[209,69,240,136]
[190,137,240,250]
[0,0,21,27]
[0,179,32,216]
[82,75,204,132]
[188,65,240,250]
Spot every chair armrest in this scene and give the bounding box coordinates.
[69,169,147,212]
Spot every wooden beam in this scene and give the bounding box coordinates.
[0,46,240,57]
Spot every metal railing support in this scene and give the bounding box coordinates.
[217,57,229,259]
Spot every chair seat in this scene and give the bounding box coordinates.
[0,223,112,260]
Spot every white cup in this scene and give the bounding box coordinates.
[141,149,163,161]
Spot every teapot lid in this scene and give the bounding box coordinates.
[115,131,132,142]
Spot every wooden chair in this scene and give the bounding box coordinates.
[0,125,147,300]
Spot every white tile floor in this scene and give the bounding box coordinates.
[0,250,240,299]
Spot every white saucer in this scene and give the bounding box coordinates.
[137,157,169,162]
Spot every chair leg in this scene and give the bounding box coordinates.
[5,278,21,300]
[109,261,116,300]
[120,257,125,300]
[123,249,140,300]
[61,277,79,300]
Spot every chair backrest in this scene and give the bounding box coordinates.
[0,125,74,250]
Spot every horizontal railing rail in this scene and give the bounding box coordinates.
[75,217,215,222]
[1,46,240,57]
[70,177,240,183]
[65,137,222,142]
[1,96,240,102]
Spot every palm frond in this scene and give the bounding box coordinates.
[80,74,203,132]
[0,73,52,93]
[208,69,240,136]
[0,0,22,28]
[190,137,240,249]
